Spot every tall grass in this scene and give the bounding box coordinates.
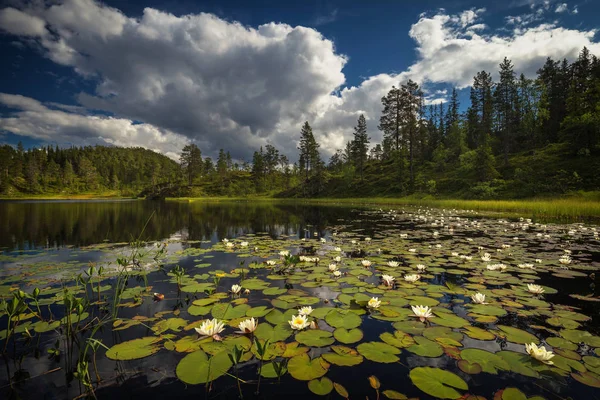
[168,194,600,221]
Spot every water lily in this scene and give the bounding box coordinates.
[195,318,225,340]
[298,306,313,316]
[525,343,554,364]
[481,253,492,262]
[279,250,290,257]
[334,256,342,262]
[518,263,534,269]
[226,242,235,248]
[320,237,326,243]
[471,293,487,304]
[335,247,342,252]
[333,270,342,277]
[416,264,427,272]
[266,260,277,266]
[361,260,372,267]
[408,248,417,253]
[288,314,310,330]
[231,284,242,295]
[244,289,250,295]
[559,255,572,265]
[367,297,381,309]
[328,264,338,272]
[411,305,433,322]
[387,261,399,267]
[404,274,421,283]
[381,274,395,286]
[527,284,545,294]
[236,317,257,334]
[240,241,249,247]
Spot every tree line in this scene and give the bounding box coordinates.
[1,47,598,198]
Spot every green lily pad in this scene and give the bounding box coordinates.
[246,306,272,318]
[211,303,251,319]
[357,342,401,363]
[308,377,334,395]
[409,367,468,399]
[460,349,510,374]
[106,337,161,360]
[287,354,330,381]
[260,362,287,378]
[497,325,539,345]
[457,360,482,374]
[380,331,416,348]
[322,346,363,366]
[333,327,363,344]
[296,330,335,347]
[253,323,292,342]
[469,304,507,317]
[406,336,443,358]
[175,350,232,384]
[325,310,362,329]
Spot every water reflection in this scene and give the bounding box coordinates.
[0,200,361,250]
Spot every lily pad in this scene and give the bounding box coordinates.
[287,354,330,381]
[296,330,335,347]
[460,349,510,374]
[333,327,363,344]
[357,342,401,363]
[409,367,468,399]
[106,337,161,360]
[308,377,334,395]
[325,310,362,329]
[175,350,232,384]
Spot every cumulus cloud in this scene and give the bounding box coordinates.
[0,93,188,160]
[0,1,598,161]
[0,7,47,36]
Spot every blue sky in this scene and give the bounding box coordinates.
[0,0,598,161]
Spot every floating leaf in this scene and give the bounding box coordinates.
[253,322,292,342]
[296,330,335,347]
[175,350,232,384]
[460,349,509,374]
[469,304,507,317]
[357,342,401,363]
[287,354,330,381]
[260,362,287,378]
[380,331,415,348]
[501,387,527,400]
[308,377,333,395]
[322,346,363,366]
[106,337,161,360]
[497,325,539,345]
[334,327,363,344]
[409,367,468,399]
[334,382,349,398]
[406,336,443,358]
[211,303,251,319]
[325,310,362,329]
[571,371,600,388]
[382,390,408,399]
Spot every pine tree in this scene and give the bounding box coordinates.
[351,114,370,180]
[494,57,519,165]
[378,86,403,152]
[179,144,202,185]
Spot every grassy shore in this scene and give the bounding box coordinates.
[0,191,136,200]
[168,193,600,221]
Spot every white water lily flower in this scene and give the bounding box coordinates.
[231,284,242,294]
[361,260,372,267]
[527,284,545,294]
[518,263,534,269]
[411,305,433,322]
[236,317,258,334]
[320,237,326,243]
[334,256,342,262]
[471,293,487,304]
[335,247,342,252]
[244,289,250,295]
[400,234,408,238]
[222,238,229,243]
[298,306,314,316]
[279,250,290,257]
[525,343,554,364]
[328,264,338,272]
[381,274,395,286]
[408,248,417,253]
[226,242,235,248]
[333,270,342,277]
[240,241,249,247]
[451,252,459,257]
[288,314,310,330]
[481,253,492,262]
[535,259,542,263]
[387,261,400,267]
[404,274,421,283]
[559,255,572,265]
[266,260,277,266]
[365,237,372,242]
[416,264,427,272]
[367,297,381,309]
[195,318,225,339]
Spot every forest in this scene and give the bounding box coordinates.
[1,47,599,200]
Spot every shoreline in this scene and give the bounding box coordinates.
[1,194,599,220]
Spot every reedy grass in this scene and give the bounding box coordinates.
[167,193,600,221]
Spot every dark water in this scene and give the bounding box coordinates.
[0,200,599,400]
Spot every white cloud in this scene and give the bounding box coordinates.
[0,93,188,160]
[0,7,47,36]
[555,3,568,13]
[0,1,598,162]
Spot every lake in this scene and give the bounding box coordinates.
[1,199,599,399]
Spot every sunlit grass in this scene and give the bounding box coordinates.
[168,192,600,220]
